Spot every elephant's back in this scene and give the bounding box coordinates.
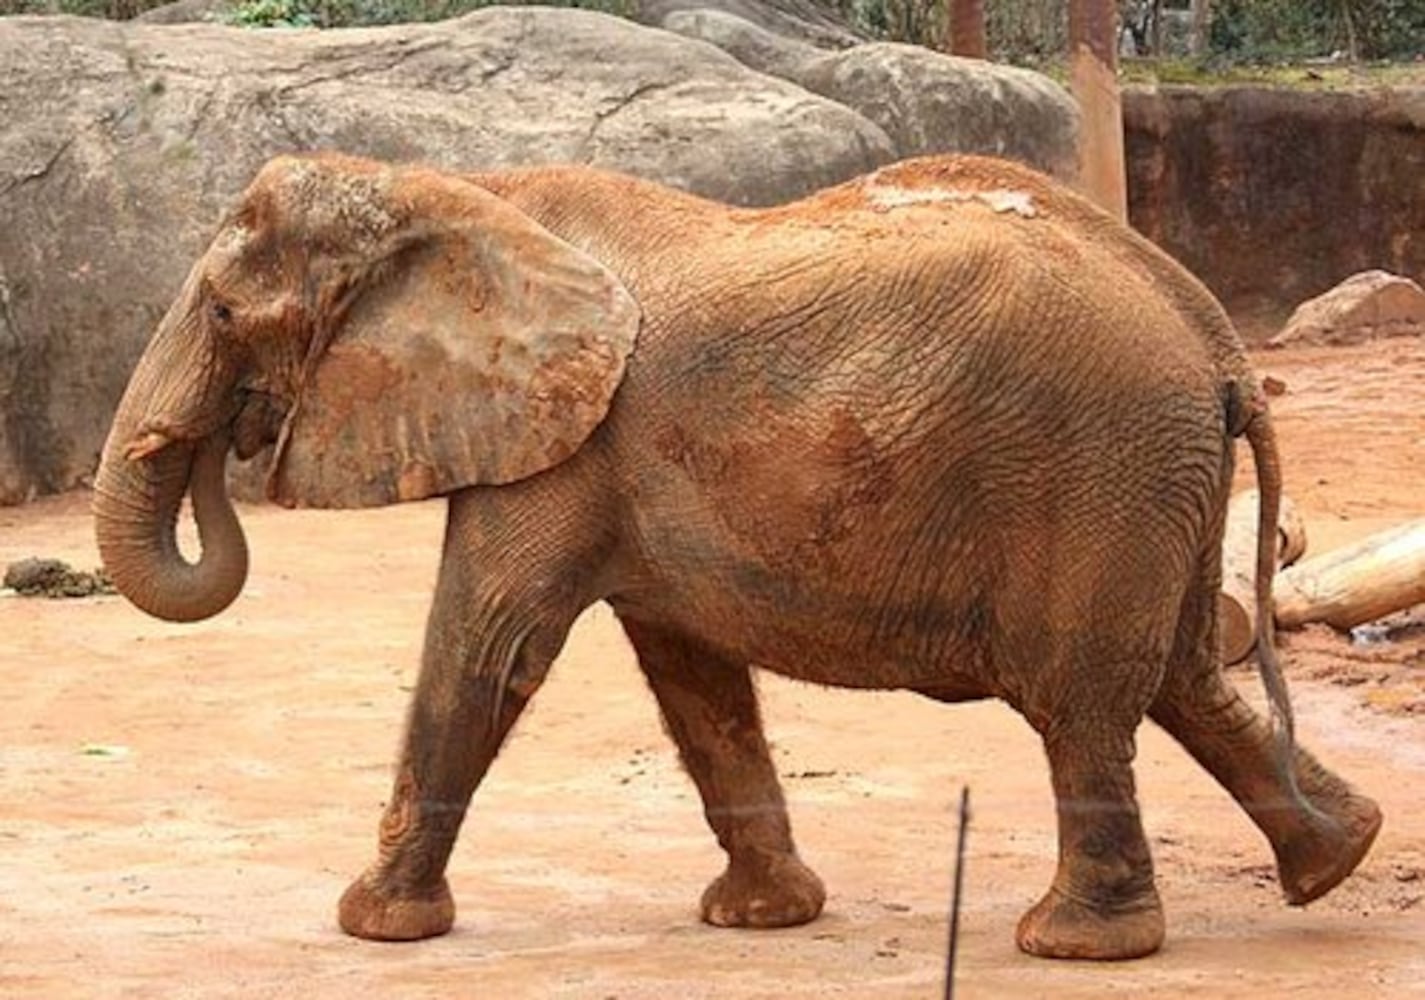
[608,170,1229,506]
[829,153,1250,381]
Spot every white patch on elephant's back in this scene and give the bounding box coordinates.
[866,183,1038,219]
[213,223,251,252]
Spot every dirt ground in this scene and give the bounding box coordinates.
[2,340,1423,999]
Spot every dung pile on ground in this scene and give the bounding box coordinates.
[3,558,115,598]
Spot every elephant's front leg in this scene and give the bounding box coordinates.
[339,518,572,941]
[619,618,826,928]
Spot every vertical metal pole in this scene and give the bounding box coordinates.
[944,787,971,1000]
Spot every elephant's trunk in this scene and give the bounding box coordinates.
[93,423,248,623]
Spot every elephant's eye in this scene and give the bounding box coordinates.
[211,301,233,323]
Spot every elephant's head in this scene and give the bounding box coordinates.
[94,153,640,623]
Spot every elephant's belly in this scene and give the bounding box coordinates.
[907,679,995,704]
[747,645,993,696]
[609,575,995,694]
[614,448,1000,691]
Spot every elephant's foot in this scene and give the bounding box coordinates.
[701,851,826,929]
[338,872,454,941]
[1015,885,1165,961]
[1276,791,1382,906]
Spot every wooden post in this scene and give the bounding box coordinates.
[1068,0,1128,221]
[947,0,987,59]
[1218,489,1306,664]
[1275,519,1425,631]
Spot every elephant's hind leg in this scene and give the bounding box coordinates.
[1149,535,1380,908]
[1016,708,1166,960]
[619,617,825,929]
[1006,547,1177,959]
[1150,668,1381,906]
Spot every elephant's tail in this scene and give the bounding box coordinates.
[1244,406,1291,740]
[1240,390,1313,813]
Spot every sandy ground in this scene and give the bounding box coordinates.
[2,340,1423,999]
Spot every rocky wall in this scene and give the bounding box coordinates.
[1125,86,1425,332]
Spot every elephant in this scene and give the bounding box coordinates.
[93,151,1382,961]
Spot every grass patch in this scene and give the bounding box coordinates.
[1120,56,1425,90]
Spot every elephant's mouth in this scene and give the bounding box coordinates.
[232,390,290,461]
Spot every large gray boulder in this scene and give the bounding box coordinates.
[133,0,233,24]
[663,6,826,80]
[0,9,894,504]
[794,43,1079,176]
[637,0,864,48]
[663,12,1078,177]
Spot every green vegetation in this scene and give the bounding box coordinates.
[1120,56,1425,88]
[830,0,1422,65]
[1211,0,1424,62]
[224,0,316,26]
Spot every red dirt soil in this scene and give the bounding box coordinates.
[2,340,1423,998]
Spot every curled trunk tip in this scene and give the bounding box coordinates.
[93,430,249,623]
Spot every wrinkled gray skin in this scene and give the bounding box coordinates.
[93,152,1381,961]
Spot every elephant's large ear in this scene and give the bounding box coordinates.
[267,168,640,509]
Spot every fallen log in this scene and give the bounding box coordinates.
[1274,519,1425,631]
[1219,490,1307,664]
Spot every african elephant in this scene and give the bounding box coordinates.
[93,152,1381,960]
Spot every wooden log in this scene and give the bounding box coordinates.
[1218,489,1307,664]
[1274,519,1425,631]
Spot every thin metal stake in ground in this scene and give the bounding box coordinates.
[944,786,971,1000]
